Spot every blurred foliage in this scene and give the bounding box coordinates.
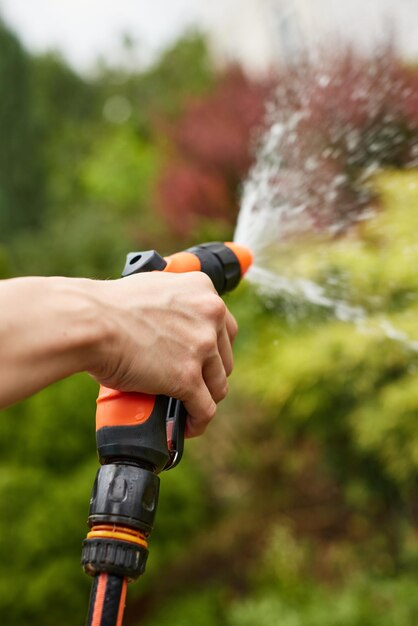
[1,14,418,626]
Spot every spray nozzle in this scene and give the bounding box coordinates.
[121,241,253,295]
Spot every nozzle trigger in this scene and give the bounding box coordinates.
[164,398,187,471]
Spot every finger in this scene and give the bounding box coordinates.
[183,378,217,438]
[203,352,228,403]
[226,311,239,345]
[218,325,234,377]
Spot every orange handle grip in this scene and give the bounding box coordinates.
[96,387,156,430]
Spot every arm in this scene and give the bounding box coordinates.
[0,276,100,407]
[0,273,237,436]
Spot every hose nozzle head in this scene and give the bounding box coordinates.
[122,241,253,296]
[185,241,253,295]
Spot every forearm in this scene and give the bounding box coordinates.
[0,276,104,409]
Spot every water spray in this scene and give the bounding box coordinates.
[81,241,253,626]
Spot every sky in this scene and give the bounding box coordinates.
[0,0,207,70]
[1,0,418,74]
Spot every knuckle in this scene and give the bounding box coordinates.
[225,359,234,377]
[203,401,217,423]
[230,317,239,339]
[181,361,201,389]
[197,331,217,356]
[193,272,213,291]
[211,297,226,322]
[187,403,216,438]
[198,294,225,325]
[217,382,229,402]
[187,420,206,438]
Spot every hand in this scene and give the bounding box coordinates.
[86,272,238,437]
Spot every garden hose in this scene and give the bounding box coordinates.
[86,572,127,626]
[81,241,253,626]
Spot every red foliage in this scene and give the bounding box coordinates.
[156,67,273,236]
[156,163,231,235]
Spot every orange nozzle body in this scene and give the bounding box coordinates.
[163,251,201,273]
[224,242,253,277]
[163,243,253,278]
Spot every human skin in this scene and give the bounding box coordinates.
[0,272,238,437]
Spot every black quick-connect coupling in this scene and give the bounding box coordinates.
[81,464,159,580]
[87,464,159,532]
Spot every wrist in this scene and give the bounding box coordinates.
[47,276,113,375]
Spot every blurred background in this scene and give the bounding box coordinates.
[1,1,418,625]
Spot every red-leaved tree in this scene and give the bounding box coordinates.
[156,66,273,236]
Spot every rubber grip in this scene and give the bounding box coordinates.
[96,393,171,472]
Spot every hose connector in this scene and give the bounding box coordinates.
[82,464,159,580]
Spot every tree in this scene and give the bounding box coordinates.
[0,20,45,239]
[155,67,273,236]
